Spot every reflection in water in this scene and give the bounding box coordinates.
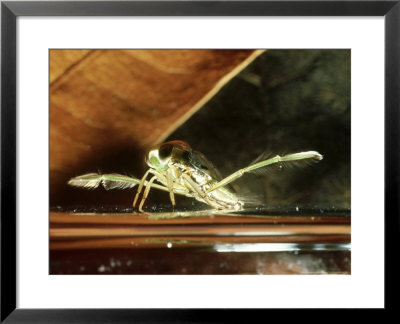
[213,243,351,253]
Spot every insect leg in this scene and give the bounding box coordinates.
[166,169,176,208]
[205,168,246,194]
[68,173,172,192]
[138,175,157,212]
[206,151,322,193]
[133,169,152,208]
[181,173,215,208]
[205,157,283,193]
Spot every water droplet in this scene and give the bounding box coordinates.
[110,258,116,268]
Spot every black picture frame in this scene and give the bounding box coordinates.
[1,0,398,321]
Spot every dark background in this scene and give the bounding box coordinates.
[164,49,351,212]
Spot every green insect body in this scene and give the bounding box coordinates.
[68,140,323,212]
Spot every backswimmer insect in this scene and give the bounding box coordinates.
[68,140,323,212]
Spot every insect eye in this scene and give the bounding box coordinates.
[159,143,173,159]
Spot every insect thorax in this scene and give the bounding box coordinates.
[170,160,243,211]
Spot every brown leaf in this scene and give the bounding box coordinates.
[50,49,264,204]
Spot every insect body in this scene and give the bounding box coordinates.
[142,141,244,211]
[68,140,323,212]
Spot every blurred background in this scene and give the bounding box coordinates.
[50,49,350,212]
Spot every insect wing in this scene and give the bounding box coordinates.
[189,150,224,182]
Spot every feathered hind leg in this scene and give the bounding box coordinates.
[206,151,323,194]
